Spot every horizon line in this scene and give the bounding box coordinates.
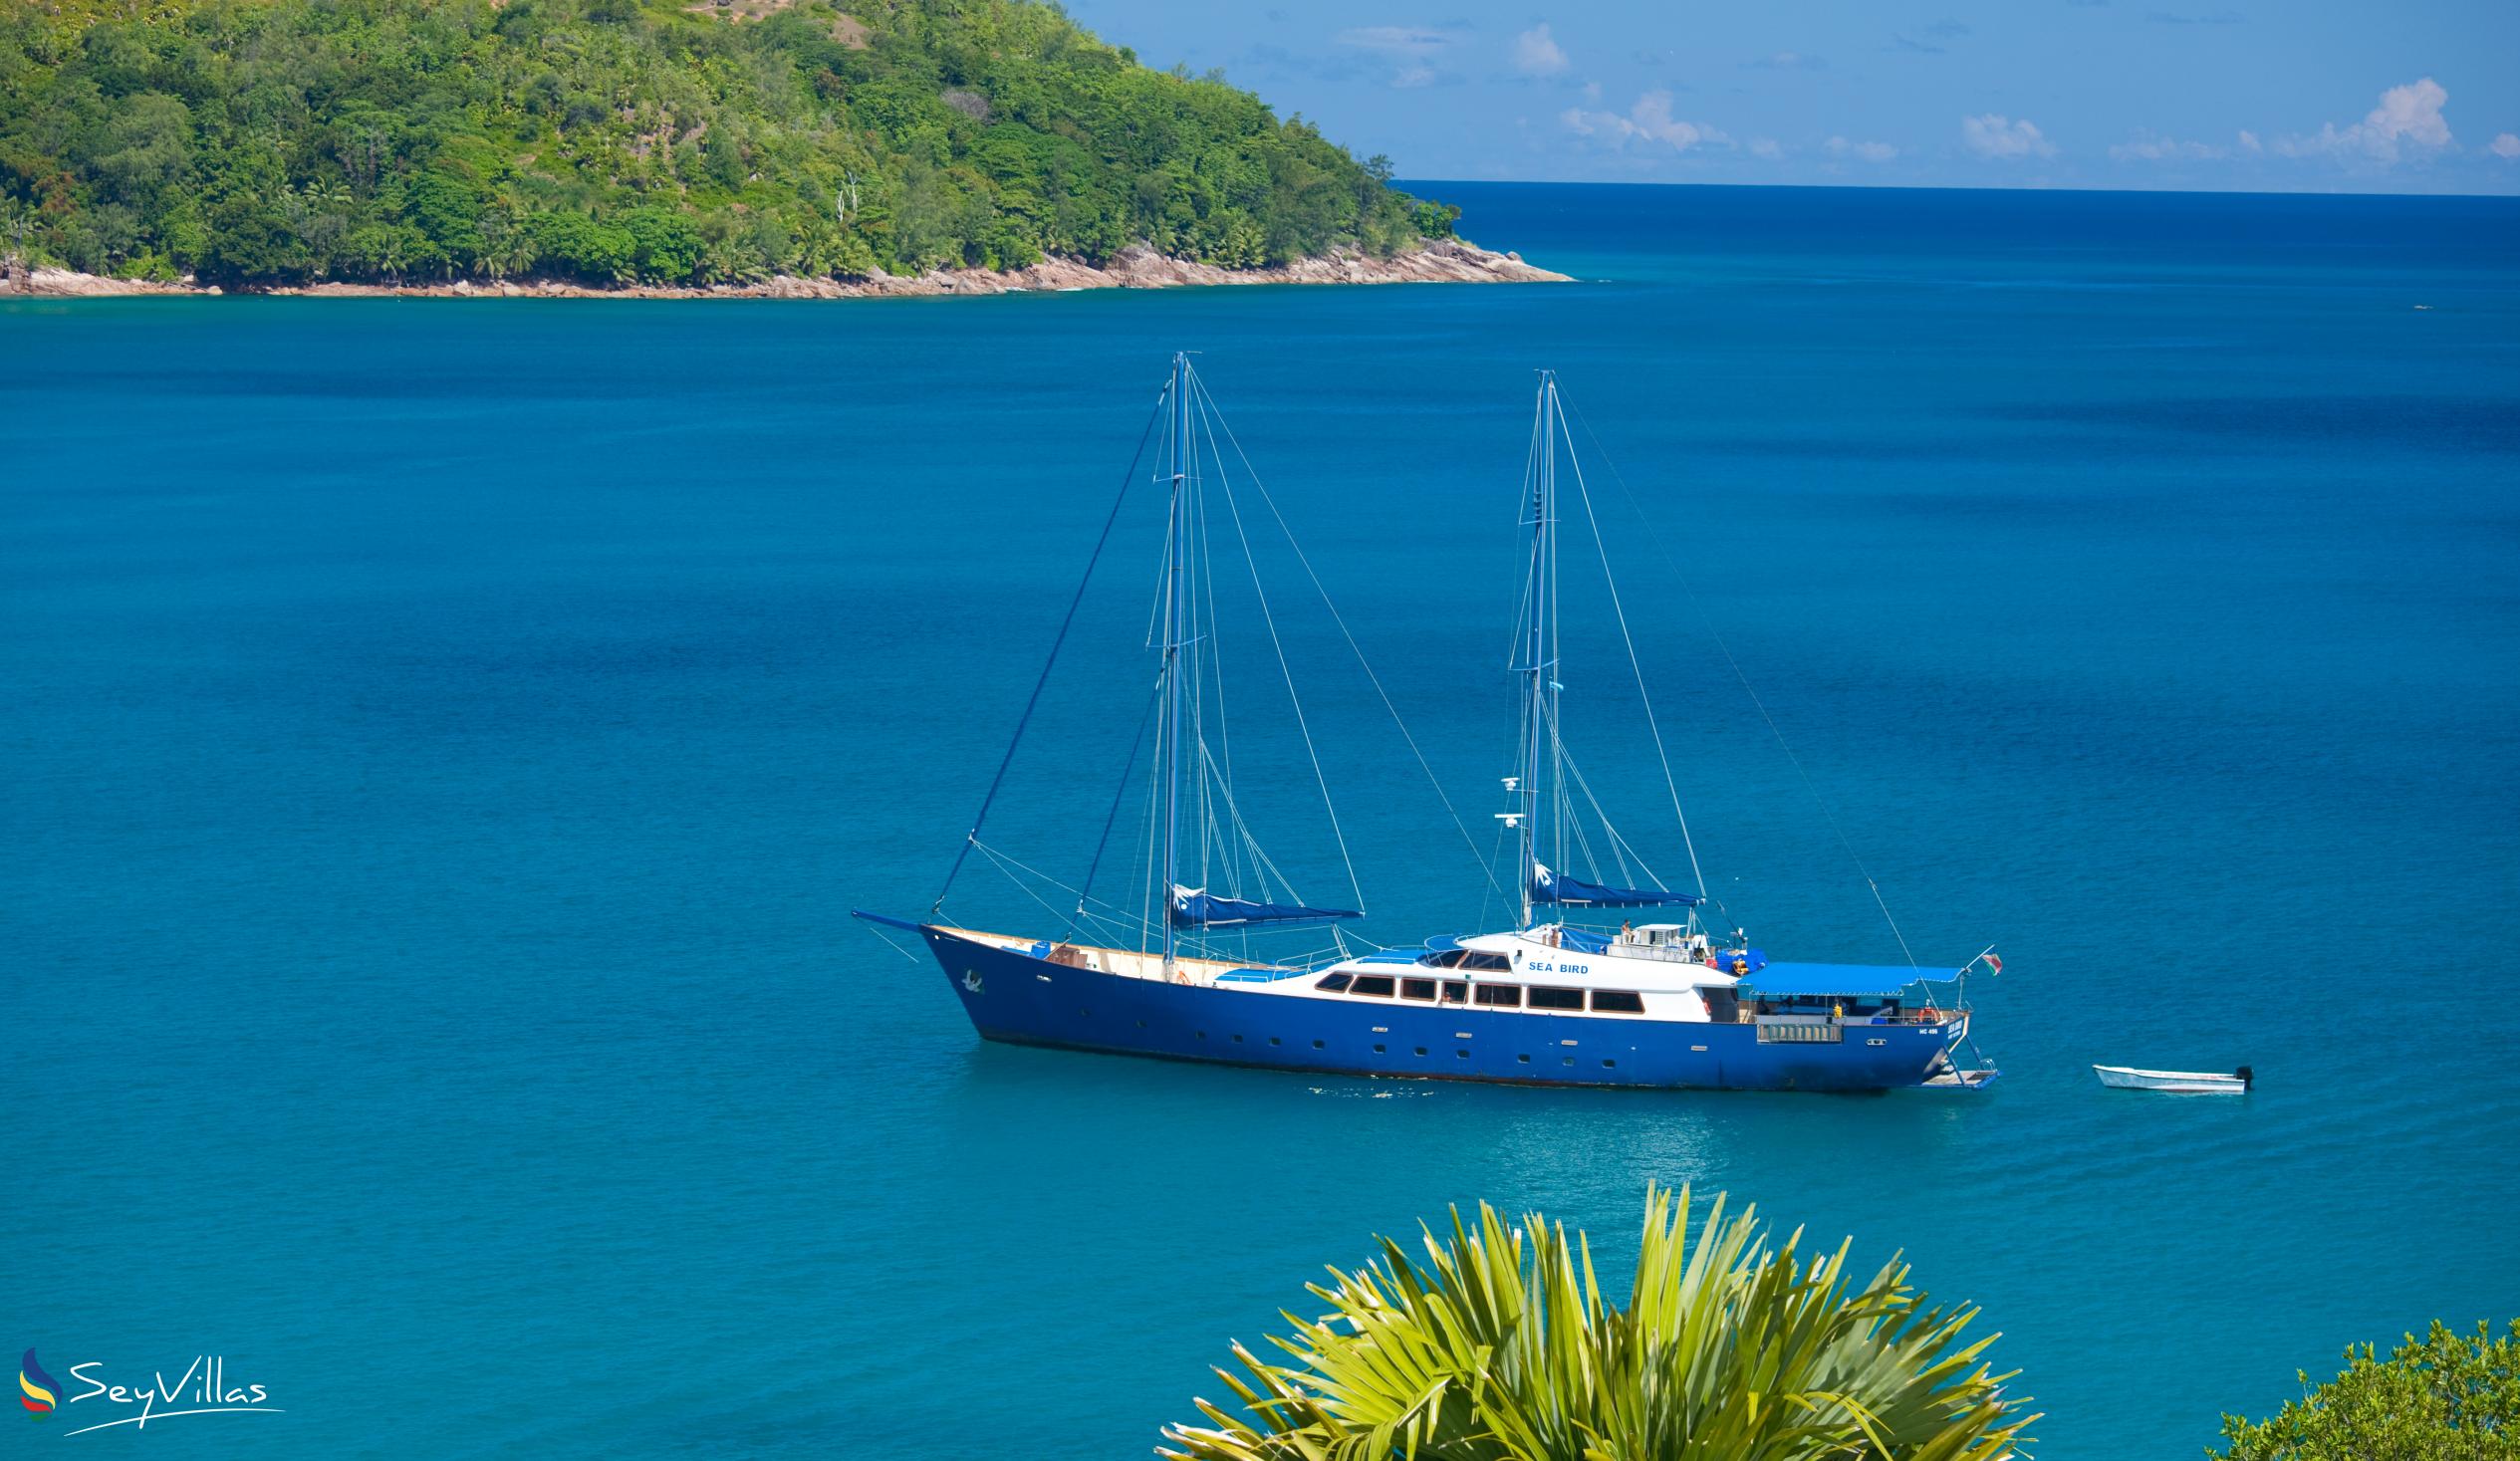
[1392,176,2520,202]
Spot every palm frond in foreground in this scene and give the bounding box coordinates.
[1160,1183,2037,1461]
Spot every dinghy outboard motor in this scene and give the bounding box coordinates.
[2236,1065,2254,1091]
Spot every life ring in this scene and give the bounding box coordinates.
[1731,957,1748,975]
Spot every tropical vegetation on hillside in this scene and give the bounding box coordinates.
[1160,1185,2037,1461]
[2212,1320,2520,1461]
[0,0,1461,287]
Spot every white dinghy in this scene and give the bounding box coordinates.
[2094,1064,2252,1094]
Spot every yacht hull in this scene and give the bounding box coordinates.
[920,928,1954,1094]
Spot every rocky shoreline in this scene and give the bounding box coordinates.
[4,238,1568,300]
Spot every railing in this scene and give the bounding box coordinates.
[1756,1019,1843,1044]
[1733,1008,1957,1027]
[1609,942,1715,966]
[1876,1008,1959,1026]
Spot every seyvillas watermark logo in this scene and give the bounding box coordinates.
[20,1350,60,1419]
[23,1350,282,1437]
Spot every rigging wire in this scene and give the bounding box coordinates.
[1195,376,1513,908]
[1197,739,1309,906]
[1564,396,1920,967]
[977,842,1086,928]
[1190,369,1368,922]
[1554,395,1709,905]
[1068,674,1163,939]
[977,839,1144,932]
[1502,382,1547,918]
[1190,413,1235,897]
[1474,814,1512,933]
[1548,718,1671,892]
[928,382,1167,916]
[861,920,925,965]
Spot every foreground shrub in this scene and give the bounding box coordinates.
[1162,1184,2036,1461]
[2213,1320,2520,1461]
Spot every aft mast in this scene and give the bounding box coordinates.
[1514,372,1561,931]
[1159,351,1191,975]
[1510,369,1711,931]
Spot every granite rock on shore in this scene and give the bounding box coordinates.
[2,238,1570,300]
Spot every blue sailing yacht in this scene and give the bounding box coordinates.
[860,358,1998,1093]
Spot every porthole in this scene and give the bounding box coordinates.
[1456,1050,1470,1059]
[1269,1037,1282,1047]
[1312,1039,1326,1049]
[1231,1034,1244,1043]
[1373,1043,1386,1054]
[1562,1056,1576,1066]
[1866,1038,1888,1047]
[1413,1047,1427,1057]
[1602,1059,1617,1069]
[1517,1054,1531,1064]
[1196,1031,1207,1040]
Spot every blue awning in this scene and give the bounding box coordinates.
[1532,863,1700,908]
[1740,962,1923,999]
[1168,886,1362,930]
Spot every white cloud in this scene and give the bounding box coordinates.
[1749,137,1785,159]
[2276,77,2453,163]
[2238,129,2262,152]
[2108,129,2232,161]
[1338,26,1451,89]
[1749,51,1826,70]
[2489,132,2520,159]
[1562,91,1731,152]
[1581,80,1603,101]
[1339,25,1443,51]
[1961,114,2055,159]
[1513,24,1570,77]
[1826,135,1897,162]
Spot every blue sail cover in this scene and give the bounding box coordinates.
[1169,886,1362,930]
[1531,863,1700,909]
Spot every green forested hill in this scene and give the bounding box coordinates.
[0,0,1461,286]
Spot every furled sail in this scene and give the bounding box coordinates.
[1531,862,1700,908]
[1168,885,1362,930]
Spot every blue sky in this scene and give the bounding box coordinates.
[1064,0,2520,193]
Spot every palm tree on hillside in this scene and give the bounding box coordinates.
[1162,1185,2036,1461]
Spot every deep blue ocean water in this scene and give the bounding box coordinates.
[6,183,2518,1458]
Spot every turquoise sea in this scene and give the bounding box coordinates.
[6,183,2518,1458]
